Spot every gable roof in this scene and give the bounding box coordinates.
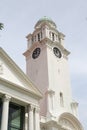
[0,47,42,99]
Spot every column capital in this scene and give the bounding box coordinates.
[35,106,40,113]
[2,94,11,102]
[29,104,35,111]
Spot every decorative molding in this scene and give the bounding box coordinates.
[59,118,75,129]
[29,104,35,111]
[23,41,45,57]
[47,89,55,96]
[71,101,78,107]
[35,106,40,113]
[63,55,68,60]
[2,94,11,102]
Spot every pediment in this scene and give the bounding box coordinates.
[0,57,24,87]
[0,47,42,98]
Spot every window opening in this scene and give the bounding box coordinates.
[8,102,25,130]
[52,33,55,41]
[38,33,40,41]
[60,92,64,107]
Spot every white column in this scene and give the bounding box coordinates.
[28,105,34,130]
[35,107,40,130]
[25,106,28,130]
[1,95,11,130]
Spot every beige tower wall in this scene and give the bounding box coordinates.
[26,45,49,116]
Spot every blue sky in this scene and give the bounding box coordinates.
[0,0,87,129]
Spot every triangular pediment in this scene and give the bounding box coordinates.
[0,47,42,98]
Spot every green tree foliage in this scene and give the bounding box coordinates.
[0,23,4,30]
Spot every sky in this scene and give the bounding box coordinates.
[0,0,87,129]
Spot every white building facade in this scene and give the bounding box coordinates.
[24,17,84,130]
[0,47,42,130]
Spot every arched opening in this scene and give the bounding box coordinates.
[58,112,84,130]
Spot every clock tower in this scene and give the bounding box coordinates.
[24,17,83,130]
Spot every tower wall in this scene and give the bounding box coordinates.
[47,46,72,116]
[26,44,49,116]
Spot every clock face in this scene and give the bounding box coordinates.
[32,48,41,59]
[53,47,62,58]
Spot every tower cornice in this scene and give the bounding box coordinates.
[23,40,46,57]
[44,38,70,56]
[23,37,70,58]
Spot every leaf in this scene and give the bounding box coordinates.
[0,23,4,30]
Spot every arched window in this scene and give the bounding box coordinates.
[38,33,40,41]
[60,92,64,107]
[52,32,55,41]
